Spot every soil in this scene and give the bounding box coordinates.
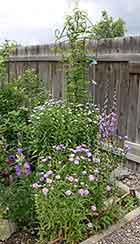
[0,231,36,244]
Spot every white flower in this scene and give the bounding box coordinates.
[74,160,80,165]
[46,178,53,184]
[65,190,72,196]
[55,175,61,180]
[87,222,93,228]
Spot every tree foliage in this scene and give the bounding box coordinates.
[92,10,126,40]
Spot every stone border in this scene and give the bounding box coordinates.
[81,207,140,244]
[0,220,16,241]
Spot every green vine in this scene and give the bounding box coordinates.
[55,8,95,103]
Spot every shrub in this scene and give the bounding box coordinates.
[28,102,99,155]
[0,69,47,147]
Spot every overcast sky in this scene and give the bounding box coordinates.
[0,0,140,45]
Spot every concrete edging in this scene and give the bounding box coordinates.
[81,181,140,244]
[81,207,140,244]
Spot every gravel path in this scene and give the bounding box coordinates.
[97,216,140,244]
[122,173,140,191]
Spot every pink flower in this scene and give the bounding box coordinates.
[65,190,72,196]
[88,175,96,182]
[67,176,75,183]
[32,183,40,189]
[69,157,74,162]
[42,188,49,196]
[91,205,96,212]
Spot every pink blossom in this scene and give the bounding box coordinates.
[69,157,74,162]
[32,183,40,189]
[42,188,49,196]
[91,205,96,212]
[88,175,96,182]
[67,176,75,183]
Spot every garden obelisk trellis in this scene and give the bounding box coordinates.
[55,8,96,103]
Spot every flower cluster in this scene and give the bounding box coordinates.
[1,148,31,184]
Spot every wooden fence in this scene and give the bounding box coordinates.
[7,36,140,144]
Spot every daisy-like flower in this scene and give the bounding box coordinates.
[88,175,96,182]
[106,185,112,192]
[65,190,72,196]
[32,183,40,189]
[46,178,53,184]
[87,222,93,229]
[74,160,80,165]
[55,175,61,180]
[91,205,96,212]
[67,176,75,183]
[82,170,87,175]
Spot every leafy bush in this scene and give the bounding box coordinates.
[28,102,99,154]
[0,148,35,227]
[34,144,124,243]
[0,69,47,147]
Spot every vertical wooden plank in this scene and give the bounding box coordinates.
[127,74,139,142]
[118,62,129,137]
[38,62,48,88]
[136,76,140,143]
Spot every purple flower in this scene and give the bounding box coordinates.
[15,165,21,176]
[124,144,131,153]
[24,161,31,176]
[78,188,85,196]
[87,152,92,158]
[78,188,89,196]
[8,155,16,161]
[17,148,23,154]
